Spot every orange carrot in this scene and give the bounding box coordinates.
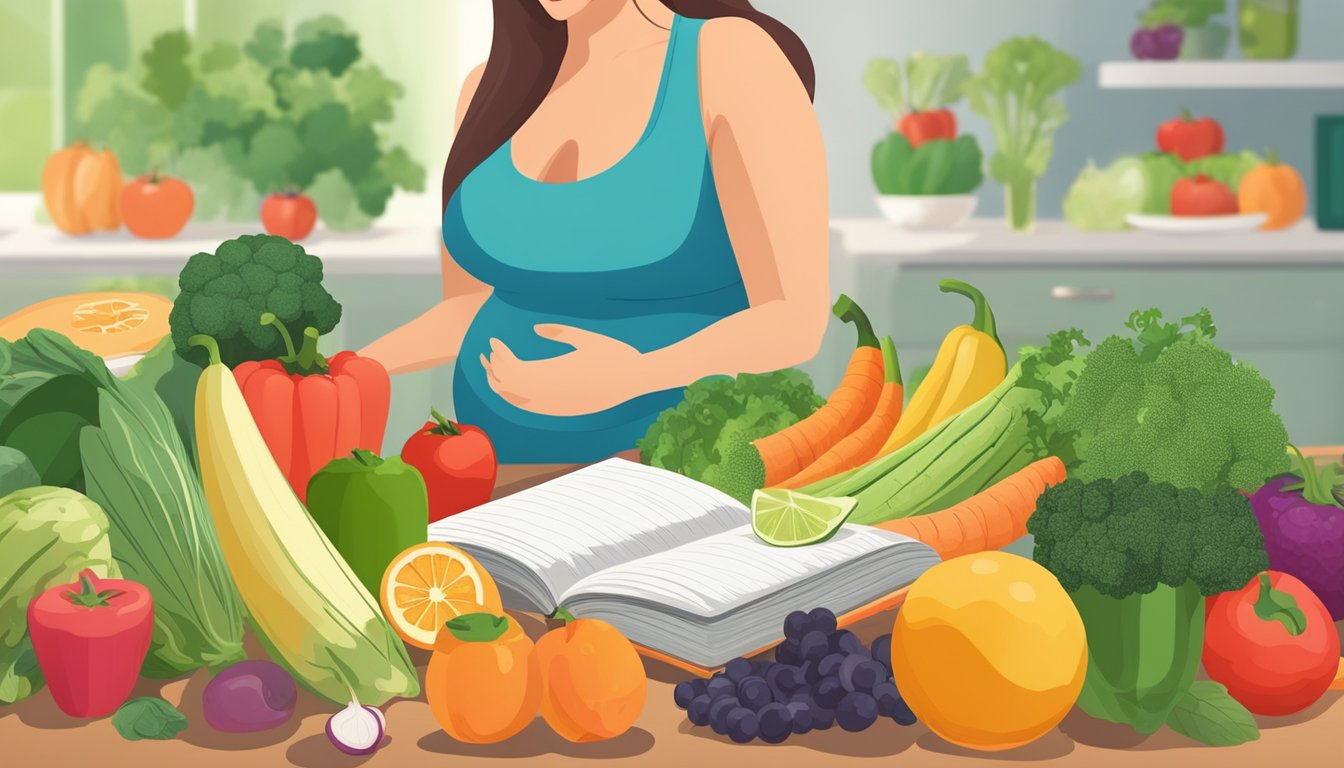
[754,295,884,486]
[875,456,1067,559]
[778,336,903,489]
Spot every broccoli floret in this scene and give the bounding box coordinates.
[171,234,343,367]
[1058,308,1289,493]
[1029,472,1268,599]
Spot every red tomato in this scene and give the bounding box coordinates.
[121,174,194,238]
[1203,571,1341,716]
[401,410,498,523]
[898,109,957,149]
[1156,110,1225,162]
[261,192,318,241]
[1170,174,1239,216]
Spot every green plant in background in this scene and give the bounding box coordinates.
[75,15,425,230]
[963,36,1081,232]
[1142,0,1230,59]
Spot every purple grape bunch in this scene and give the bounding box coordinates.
[673,607,918,744]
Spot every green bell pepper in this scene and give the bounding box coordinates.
[306,450,428,599]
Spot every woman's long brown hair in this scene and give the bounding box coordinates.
[442,0,814,211]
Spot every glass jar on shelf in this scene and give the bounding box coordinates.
[1238,0,1300,60]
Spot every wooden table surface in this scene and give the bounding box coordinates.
[5,452,1342,767]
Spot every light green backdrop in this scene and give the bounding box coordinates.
[0,0,459,193]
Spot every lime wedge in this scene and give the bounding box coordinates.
[751,489,858,547]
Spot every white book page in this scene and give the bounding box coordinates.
[561,524,916,617]
[428,458,748,600]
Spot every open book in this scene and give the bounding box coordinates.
[428,458,940,669]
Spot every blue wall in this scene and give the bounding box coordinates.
[761,0,1344,220]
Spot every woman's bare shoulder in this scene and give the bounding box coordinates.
[697,17,802,114]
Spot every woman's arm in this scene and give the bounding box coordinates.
[631,17,831,394]
[358,64,493,374]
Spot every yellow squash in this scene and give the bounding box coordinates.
[192,335,418,705]
[878,280,1006,457]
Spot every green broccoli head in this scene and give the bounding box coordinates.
[170,234,343,367]
[1058,308,1289,493]
[1029,472,1268,599]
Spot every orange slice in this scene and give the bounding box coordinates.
[380,542,503,649]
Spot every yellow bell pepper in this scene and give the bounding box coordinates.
[877,279,1006,457]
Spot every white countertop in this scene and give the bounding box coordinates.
[832,218,1344,266]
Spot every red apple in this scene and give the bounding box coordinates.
[261,192,317,240]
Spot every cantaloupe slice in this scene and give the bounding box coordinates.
[0,292,174,359]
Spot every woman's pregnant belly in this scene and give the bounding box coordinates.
[453,287,747,463]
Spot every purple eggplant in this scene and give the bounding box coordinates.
[1249,448,1344,621]
[1131,25,1184,61]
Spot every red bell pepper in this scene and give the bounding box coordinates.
[27,569,153,719]
[401,409,497,523]
[233,313,390,502]
[1203,570,1342,716]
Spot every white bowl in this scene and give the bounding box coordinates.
[874,195,978,230]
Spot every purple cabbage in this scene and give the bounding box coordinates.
[1249,454,1344,621]
[1131,25,1184,60]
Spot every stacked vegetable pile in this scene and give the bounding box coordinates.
[1064,110,1307,231]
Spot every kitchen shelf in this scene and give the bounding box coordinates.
[1098,60,1344,89]
[0,222,443,276]
[832,218,1344,265]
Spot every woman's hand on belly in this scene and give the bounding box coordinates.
[479,323,648,417]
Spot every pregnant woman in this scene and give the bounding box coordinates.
[362,0,828,463]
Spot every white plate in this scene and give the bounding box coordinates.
[874,195,978,230]
[105,354,145,378]
[1124,212,1268,235]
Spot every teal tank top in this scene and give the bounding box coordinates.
[443,15,748,463]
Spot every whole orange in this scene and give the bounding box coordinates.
[535,618,646,742]
[426,613,541,744]
[121,173,193,238]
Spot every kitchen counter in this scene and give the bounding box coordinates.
[5,454,1342,768]
[832,218,1344,265]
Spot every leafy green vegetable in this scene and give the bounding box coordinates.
[964,37,1081,228]
[1188,150,1262,190]
[1058,308,1290,493]
[0,487,120,704]
[1063,157,1149,230]
[872,133,984,195]
[0,331,245,677]
[1139,152,1188,214]
[1030,473,1269,734]
[863,52,971,117]
[637,370,824,496]
[123,339,203,460]
[1141,0,1227,28]
[1165,681,1260,746]
[169,234,343,367]
[113,697,189,741]
[74,16,423,229]
[0,446,40,497]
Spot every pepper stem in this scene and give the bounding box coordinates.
[1265,148,1280,165]
[832,294,880,350]
[349,449,384,468]
[1180,106,1194,122]
[259,313,328,373]
[939,279,1003,353]
[428,408,462,437]
[188,335,223,366]
[259,313,298,359]
[1252,572,1307,636]
[64,570,124,609]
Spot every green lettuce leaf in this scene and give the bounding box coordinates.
[1165,681,1260,747]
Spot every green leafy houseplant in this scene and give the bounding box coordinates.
[75,16,425,230]
[963,36,1081,232]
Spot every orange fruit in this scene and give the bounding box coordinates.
[535,618,647,742]
[379,542,503,649]
[426,613,542,743]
